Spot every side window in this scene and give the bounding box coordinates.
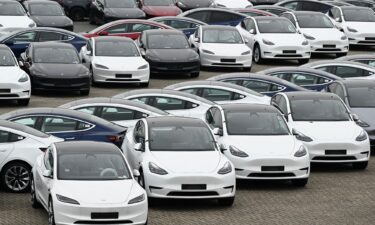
[76,106,96,115]
[130,97,148,104]
[334,66,365,78]
[9,31,36,43]
[242,80,272,92]
[245,18,256,31]
[331,8,341,19]
[201,88,241,101]
[41,117,82,132]
[37,32,65,42]
[153,97,186,110]
[290,73,320,86]
[86,40,93,52]
[327,83,337,92]
[12,117,38,128]
[271,94,281,106]
[270,84,285,92]
[210,12,240,24]
[168,20,192,29]
[205,107,222,128]
[133,121,145,144]
[282,14,296,27]
[101,107,142,121]
[181,88,200,95]
[130,23,159,32]
[44,147,54,171]
[316,65,334,73]
[105,24,128,34]
[270,73,287,80]
[187,11,209,23]
[0,130,24,143]
[282,1,298,10]
[335,85,345,100]
[223,79,241,85]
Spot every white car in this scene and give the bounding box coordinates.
[165,80,270,104]
[31,141,148,225]
[113,89,215,120]
[271,92,370,169]
[80,36,150,87]
[59,97,169,128]
[206,104,310,186]
[0,44,31,105]
[0,0,36,28]
[329,6,375,45]
[281,11,349,57]
[214,0,253,8]
[189,25,252,70]
[237,16,310,64]
[123,116,236,205]
[0,120,62,193]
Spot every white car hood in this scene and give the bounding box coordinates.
[93,56,147,71]
[0,66,25,82]
[345,22,375,34]
[301,28,344,40]
[200,43,250,56]
[0,16,34,28]
[260,33,305,46]
[150,151,222,173]
[215,0,251,8]
[55,180,134,204]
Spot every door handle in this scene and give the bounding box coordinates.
[65,137,76,140]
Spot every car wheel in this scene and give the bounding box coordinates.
[31,177,41,209]
[352,161,368,170]
[218,197,235,207]
[48,199,56,225]
[336,52,348,58]
[291,178,308,187]
[139,82,149,88]
[190,71,200,78]
[253,44,263,64]
[80,89,90,96]
[298,59,309,65]
[1,162,31,192]
[17,99,30,106]
[70,7,85,21]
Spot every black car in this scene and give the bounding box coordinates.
[23,0,74,31]
[53,0,91,21]
[174,0,215,11]
[138,29,200,77]
[19,42,90,95]
[275,0,333,13]
[89,0,145,24]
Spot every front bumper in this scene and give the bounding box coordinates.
[260,44,310,59]
[200,52,252,68]
[148,60,200,74]
[0,82,31,100]
[31,75,90,91]
[93,67,150,83]
[309,39,349,53]
[346,32,375,45]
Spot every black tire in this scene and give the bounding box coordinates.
[291,178,308,187]
[70,7,85,21]
[190,71,200,78]
[352,161,368,170]
[218,197,235,206]
[31,177,41,208]
[80,89,90,96]
[18,98,30,106]
[48,199,56,225]
[298,59,310,65]
[139,82,149,88]
[336,52,348,58]
[243,66,252,72]
[253,44,263,64]
[0,162,31,193]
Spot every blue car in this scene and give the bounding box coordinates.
[0,107,127,147]
[179,8,246,27]
[258,67,343,91]
[0,27,87,58]
[149,16,207,37]
[207,73,307,96]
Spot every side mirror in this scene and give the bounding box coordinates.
[193,37,199,42]
[20,52,27,61]
[292,128,299,136]
[352,114,359,122]
[140,49,145,56]
[86,50,92,56]
[134,142,145,152]
[4,39,14,46]
[335,17,341,22]
[213,127,223,136]
[42,169,52,178]
[219,144,226,153]
[133,169,140,177]
[249,29,255,34]
[98,30,108,36]
[18,61,24,67]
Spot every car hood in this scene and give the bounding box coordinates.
[224,135,296,156]
[54,180,134,204]
[150,151,222,173]
[146,48,197,62]
[200,43,250,56]
[31,63,88,78]
[30,16,72,27]
[104,8,145,18]
[0,16,34,28]
[301,28,344,40]
[0,66,26,82]
[143,6,181,16]
[260,33,306,46]
[93,56,147,70]
[350,107,375,128]
[345,22,375,33]
[292,121,361,141]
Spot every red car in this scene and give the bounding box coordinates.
[82,19,173,39]
[232,8,276,17]
[139,0,182,17]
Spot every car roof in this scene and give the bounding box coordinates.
[254,16,290,21]
[301,60,375,70]
[336,54,375,61]
[336,79,375,88]
[219,103,280,113]
[253,5,293,10]
[142,29,184,35]
[55,141,121,154]
[92,36,133,43]
[59,97,169,115]
[145,116,207,127]
[0,119,49,138]
[113,89,215,105]
[149,16,207,25]
[283,91,341,100]
[179,7,247,17]
[259,66,343,80]
[0,27,86,42]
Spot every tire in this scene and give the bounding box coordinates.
[336,52,348,58]
[139,82,149,88]
[218,197,235,207]
[298,59,310,65]
[0,162,31,193]
[70,7,85,21]
[243,66,252,72]
[291,178,308,187]
[352,161,368,170]
[80,89,90,96]
[253,44,263,64]
[190,71,200,78]
[31,177,41,209]
[48,199,56,225]
[18,98,30,106]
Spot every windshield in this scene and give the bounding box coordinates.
[0,49,16,66]
[348,86,375,108]
[149,125,216,151]
[33,47,80,64]
[343,8,375,22]
[147,34,189,49]
[203,29,243,44]
[105,0,137,8]
[144,0,174,6]
[291,99,351,121]
[225,111,290,135]
[0,2,26,16]
[29,4,64,16]
[95,41,140,57]
[297,14,334,28]
[257,19,296,33]
[57,151,131,180]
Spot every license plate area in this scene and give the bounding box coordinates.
[116,74,132,78]
[323,44,336,48]
[261,166,285,171]
[325,150,347,155]
[181,184,207,190]
[0,89,10,93]
[221,58,236,63]
[91,212,119,219]
[282,50,296,54]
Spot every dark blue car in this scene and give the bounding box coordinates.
[179,8,246,27]
[207,73,307,96]
[149,16,207,37]
[0,27,87,58]
[0,107,127,147]
[258,67,343,91]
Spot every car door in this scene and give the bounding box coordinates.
[40,116,90,141]
[126,120,145,169]
[4,31,37,58]
[38,147,54,206]
[0,130,16,166]
[281,1,300,11]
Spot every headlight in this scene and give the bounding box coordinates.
[31,71,47,77]
[202,49,214,55]
[262,39,274,45]
[302,40,309,46]
[241,50,251,55]
[229,145,249,158]
[18,73,29,82]
[294,146,307,157]
[149,162,168,175]
[128,193,145,204]
[138,64,148,70]
[218,162,232,175]
[146,55,160,61]
[28,23,36,28]
[356,130,368,142]
[188,55,199,61]
[295,131,313,142]
[303,34,315,40]
[357,119,370,127]
[347,27,358,33]
[341,35,347,40]
[94,63,109,69]
[56,194,80,205]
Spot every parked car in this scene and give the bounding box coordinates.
[80,36,150,86]
[22,0,73,31]
[206,104,310,186]
[189,25,252,70]
[59,97,169,127]
[0,27,87,58]
[138,0,182,17]
[232,8,277,17]
[0,0,36,28]
[113,89,214,120]
[138,29,200,77]
[323,1,353,7]
[336,54,375,67]
[0,107,127,147]
[207,72,307,96]
[123,116,236,205]
[179,8,247,26]
[19,42,90,95]
[149,16,207,37]
[31,141,148,225]
[276,0,333,13]
[52,0,91,21]
[89,0,145,24]
[252,5,294,16]
[214,0,252,8]
[340,0,375,11]
[0,120,62,192]
[271,92,370,169]
[0,45,30,105]
[175,0,216,11]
